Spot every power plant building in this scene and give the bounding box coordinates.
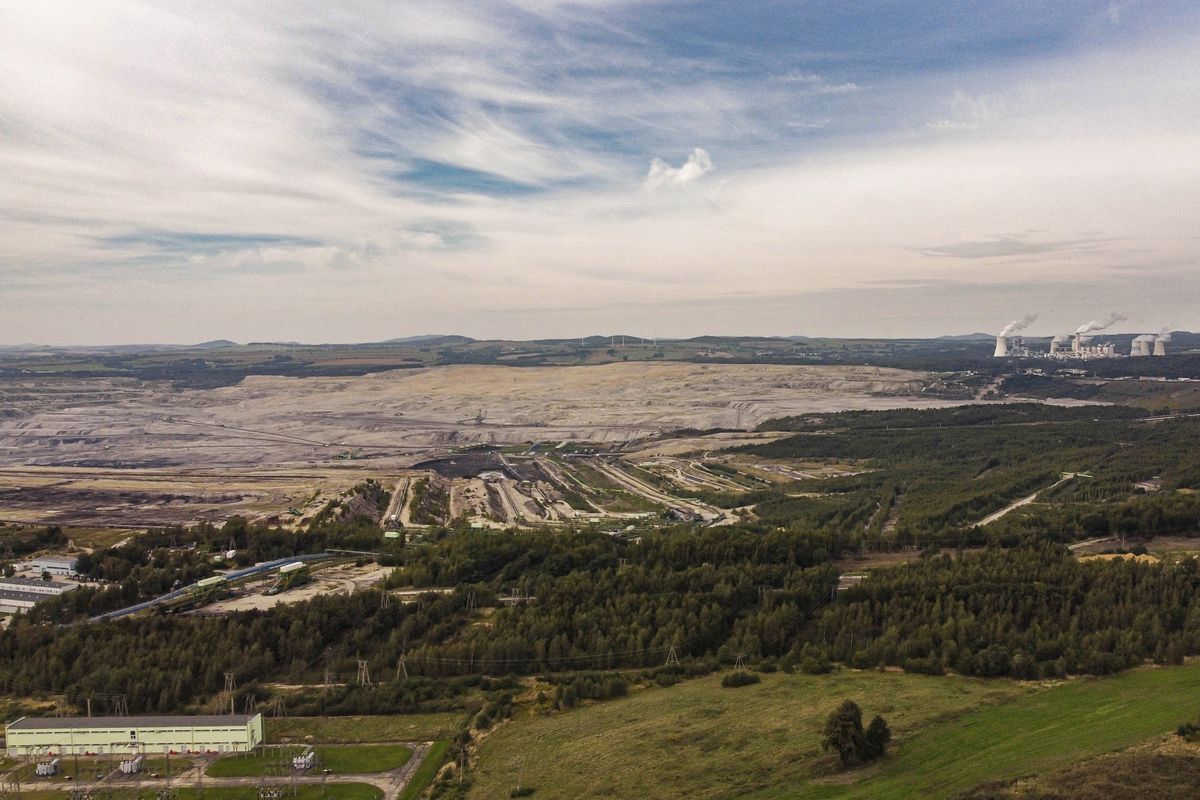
[993,327,1171,360]
[4,714,264,756]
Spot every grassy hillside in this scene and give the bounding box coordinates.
[797,664,1200,799]
[467,670,1026,799]
[468,664,1200,800]
[266,712,462,743]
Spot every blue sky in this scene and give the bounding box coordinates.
[1,1,1198,343]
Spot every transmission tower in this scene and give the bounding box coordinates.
[223,673,237,715]
[267,696,286,717]
[111,695,129,717]
[733,652,746,670]
[322,649,335,698]
[395,653,408,680]
[242,695,257,716]
[357,660,372,687]
[665,646,680,667]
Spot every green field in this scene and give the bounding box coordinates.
[208,745,411,778]
[397,741,451,800]
[795,664,1200,799]
[32,785,384,800]
[180,786,381,800]
[318,745,411,774]
[266,713,462,744]
[467,670,1027,799]
[468,665,1200,800]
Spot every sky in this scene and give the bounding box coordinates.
[2,1,1199,345]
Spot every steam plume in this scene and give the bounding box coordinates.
[1158,327,1173,342]
[999,314,1037,337]
[1075,312,1126,335]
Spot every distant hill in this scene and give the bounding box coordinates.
[936,333,995,341]
[381,335,475,345]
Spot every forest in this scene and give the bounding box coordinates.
[738,407,1200,547]
[5,520,1200,715]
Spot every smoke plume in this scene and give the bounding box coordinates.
[999,313,1038,337]
[1075,312,1126,335]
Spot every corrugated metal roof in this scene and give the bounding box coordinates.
[0,577,76,590]
[0,589,46,602]
[7,714,258,731]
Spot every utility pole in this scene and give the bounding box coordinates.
[514,755,527,794]
[86,698,92,718]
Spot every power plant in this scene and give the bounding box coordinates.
[992,315,1171,359]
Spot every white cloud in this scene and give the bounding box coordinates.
[0,3,1198,343]
[643,148,713,190]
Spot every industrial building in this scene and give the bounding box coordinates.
[0,576,78,597]
[993,327,1171,360]
[0,589,47,615]
[0,577,77,614]
[21,556,79,577]
[4,714,264,756]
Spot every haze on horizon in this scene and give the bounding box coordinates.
[2,1,1199,346]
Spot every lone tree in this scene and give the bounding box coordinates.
[822,699,891,767]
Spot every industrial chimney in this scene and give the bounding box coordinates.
[993,336,1009,357]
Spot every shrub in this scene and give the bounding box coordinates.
[721,671,761,688]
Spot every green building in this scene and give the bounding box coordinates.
[4,714,263,756]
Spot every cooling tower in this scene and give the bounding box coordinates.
[1154,337,1167,356]
[993,336,1009,357]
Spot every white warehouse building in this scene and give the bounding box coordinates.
[0,577,78,597]
[22,556,79,577]
[4,714,263,756]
